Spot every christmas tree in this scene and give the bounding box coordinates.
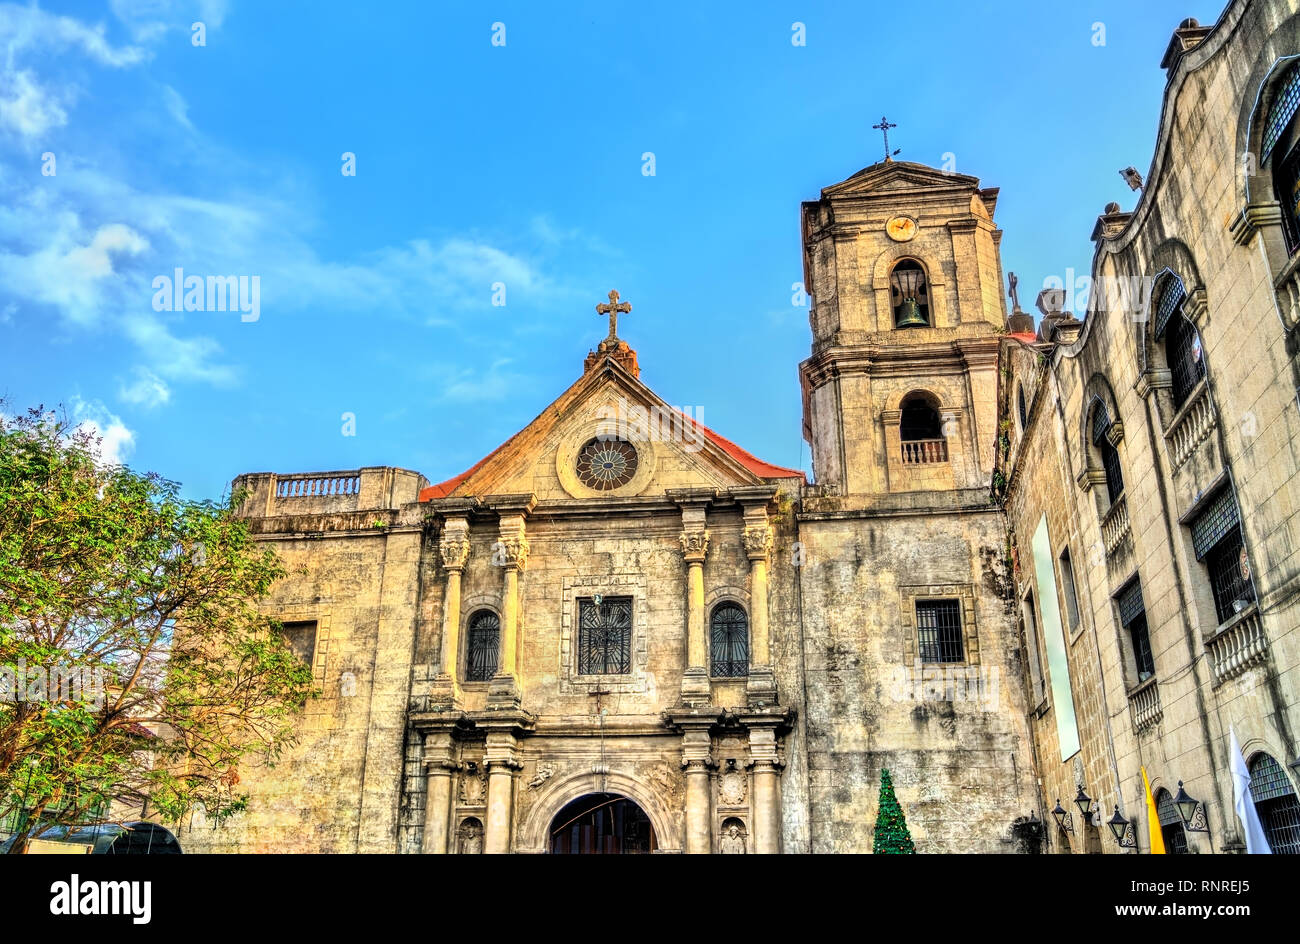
[872,768,916,854]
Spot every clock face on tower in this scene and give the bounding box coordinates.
[886,215,918,242]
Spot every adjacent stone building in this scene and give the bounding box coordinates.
[179,0,1300,854]
[995,0,1300,854]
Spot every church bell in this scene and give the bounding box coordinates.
[891,266,928,328]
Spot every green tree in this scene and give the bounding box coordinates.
[873,767,916,854]
[0,405,316,851]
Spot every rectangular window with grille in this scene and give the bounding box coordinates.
[917,599,963,664]
[1189,488,1255,625]
[1116,580,1154,682]
[577,596,632,675]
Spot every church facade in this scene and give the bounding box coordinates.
[179,159,1038,855]
[179,0,1300,854]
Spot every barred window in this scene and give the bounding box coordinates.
[466,610,500,682]
[577,596,632,675]
[1166,313,1205,410]
[1263,64,1300,162]
[1117,579,1155,682]
[1267,64,1300,254]
[1090,399,1124,505]
[1190,489,1255,625]
[1249,753,1300,855]
[1155,788,1189,854]
[709,603,749,678]
[917,599,963,664]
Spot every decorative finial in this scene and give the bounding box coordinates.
[595,289,631,342]
[872,115,900,163]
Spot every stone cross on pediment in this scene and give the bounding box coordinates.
[596,289,631,342]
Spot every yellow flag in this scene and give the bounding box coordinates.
[1142,766,1166,854]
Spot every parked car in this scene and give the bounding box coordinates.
[0,821,183,854]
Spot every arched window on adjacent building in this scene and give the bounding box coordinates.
[1116,577,1155,684]
[1262,62,1300,254]
[1017,384,1028,432]
[1188,487,1256,626]
[1248,752,1300,854]
[710,602,749,678]
[1152,274,1205,411]
[1154,788,1189,854]
[1090,398,1124,505]
[889,259,930,328]
[900,392,947,464]
[466,610,500,682]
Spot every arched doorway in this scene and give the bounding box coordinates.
[549,793,657,854]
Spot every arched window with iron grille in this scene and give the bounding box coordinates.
[1090,398,1124,505]
[1154,788,1189,854]
[1262,62,1300,254]
[1248,752,1300,854]
[466,610,500,682]
[710,602,749,678]
[1152,274,1205,411]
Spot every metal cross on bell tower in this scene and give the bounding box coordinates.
[596,289,632,342]
[872,115,901,163]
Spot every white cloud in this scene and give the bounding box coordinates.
[70,397,135,466]
[0,221,149,326]
[0,4,148,67]
[119,366,170,408]
[0,68,67,137]
[161,84,192,131]
[109,0,226,41]
[0,3,148,139]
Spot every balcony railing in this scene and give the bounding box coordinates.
[1129,676,1162,733]
[901,438,948,465]
[276,473,361,498]
[1165,382,1214,473]
[1100,494,1132,558]
[1207,606,1268,687]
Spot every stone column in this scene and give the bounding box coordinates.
[431,518,470,706]
[679,530,710,705]
[489,504,531,709]
[743,523,775,706]
[748,725,784,855]
[681,726,715,855]
[482,730,521,854]
[669,489,716,707]
[733,488,779,706]
[421,731,457,854]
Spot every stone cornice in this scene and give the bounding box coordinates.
[482,493,537,517]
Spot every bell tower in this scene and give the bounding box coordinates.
[798,159,1010,498]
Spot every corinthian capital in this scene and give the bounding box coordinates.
[439,537,471,572]
[494,535,530,571]
[678,529,710,563]
[742,525,773,561]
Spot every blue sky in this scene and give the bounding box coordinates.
[0,0,1214,499]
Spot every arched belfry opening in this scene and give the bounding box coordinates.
[890,259,930,328]
[548,793,657,854]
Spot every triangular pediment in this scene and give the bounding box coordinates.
[420,355,801,502]
[820,160,981,200]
